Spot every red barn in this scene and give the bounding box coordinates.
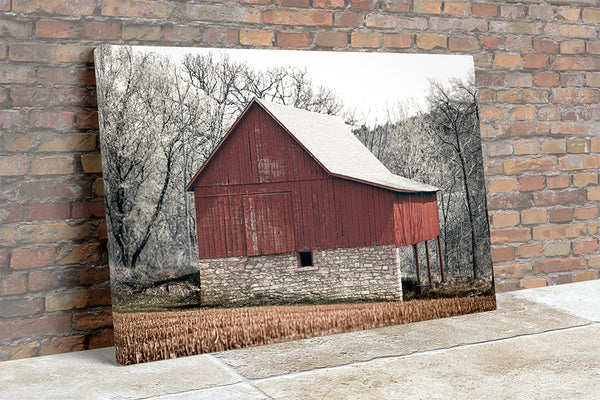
[187,98,442,306]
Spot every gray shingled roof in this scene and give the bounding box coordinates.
[257,98,439,193]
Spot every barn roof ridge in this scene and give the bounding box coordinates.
[186,97,438,193]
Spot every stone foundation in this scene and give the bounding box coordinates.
[199,245,402,307]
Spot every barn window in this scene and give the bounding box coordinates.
[298,251,313,267]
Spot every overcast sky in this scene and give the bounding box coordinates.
[133,46,475,126]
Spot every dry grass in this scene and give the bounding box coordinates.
[113,295,496,365]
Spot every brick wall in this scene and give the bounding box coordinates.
[0,0,598,361]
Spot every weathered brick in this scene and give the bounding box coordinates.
[351,32,382,48]
[480,106,506,121]
[72,310,113,330]
[494,280,518,293]
[552,57,600,71]
[511,106,534,120]
[240,30,275,46]
[31,111,74,130]
[506,72,532,88]
[503,158,555,175]
[548,208,573,223]
[263,10,332,26]
[559,155,600,171]
[492,246,515,262]
[588,41,600,54]
[81,21,121,39]
[37,66,81,85]
[517,243,543,259]
[202,27,238,46]
[533,39,558,53]
[79,265,110,286]
[489,21,542,35]
[534,257,585,274]
[573,239,597,255]
[0,156,28,176]
[480,36,504,50]
[429,17,486,33]
[316,31,348,47]
[72,200,105,219]
[0,65,35,84]
[547,274,573,286]
[384,34,414,49]
[588,187,600,201]
[520,278,546,290]
[560,40,585,54]
[492,212,519,228]
[35,20,77,38]
[534,73,559,87]
[0,314,71,342]
[416,33,446,49]
[555,88,600,104]
[1,342,40,361]
[500,4,526,18]
[522,54,548,69]
[102,0,174,18]
[0,204,22,223]
[477,72,504,87]
[582,8,600,23]
[0,222,91,247]
[561,73,586,88]
[335,11,363,28]
[574,206,598,221]
[546,174,570,189]
[81,155,102,173]
[562,107,589,122]
[14,0,95,14]
[11,88,96,108]
[538,107,561,121]
[162,25,202,43]
[521,209,546,225]
[472,3,497,17]
[545,23,595,39]
[277,32,310,48]
[276,0,309,6]
[9,44,94,63]
[365,14,398,29]
[489,178,518,194]
[95,178,104,197]
[490,228,531,244]
[18,180,92,200]
[589,222,598,236]
[27,202,70,221]
[533,223,586,241]
[575,270,599,282]
[485,141,512,157]
[0,252,9,270]
[0,298,44,318]
[488,193,532,211]
[413,0,441,14]
[31,156,75,175]
[496,89,548,103]
[505,37,532,52]
[589,255,600,269]
[514,141,538,156]
[40,335,86,356]
[566,140,589,154]
[37,133,97,153]
[45,290,88,312]
[534,190,586,207]
[544,241,571,257]
[519,176,545,192]
[28,269,79,292]
[10,247,55,269]
[493,262,532,279]
[448,36,477,51]
[528,4,553,19]
[382,0,411,12]
[475,54,493,68]
[0,273,28,295]
[122,25,162,41]
[88,329,114,349]
[592,139,600,152]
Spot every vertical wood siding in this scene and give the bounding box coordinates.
[191,103,441,259]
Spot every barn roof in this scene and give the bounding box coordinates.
[187,98,438,193]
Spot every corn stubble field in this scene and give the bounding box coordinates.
[113,295,496,365]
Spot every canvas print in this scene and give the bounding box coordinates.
[95,45,496,365]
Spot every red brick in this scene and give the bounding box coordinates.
[0,273,27,295]
[492,247,515,262]
[545,23,595,39]
[0,298,44,318]
[88,329,114,349]
[10,247,55,269]
[201,27,239,46]
[365,14,398,29]
[0,64,35,84]
[528,4,553,19]
[89,288,112,306]
[335,11,363,28]
[558,155,600,170]
[495,281,519,293]
[548,208,573,223]
[489,21,542,35]
[80,68,96,86]
[239,30,274,46]
[18,180,92,200]
[547,274,573,286]
[546,175,570,189]
[552,57,600,71]
[30,111,74,130]
[553,88,600,104]
[9,44,94,63]
[512,106,534,120]
[560,40,585,55]
[382,0,411,12]
[561,73,586,88]
[494,262,532,279]
[521,209,546,225]
[384,34,414,49]
[277,32,310,48]
[122,25,162,41]
[562,107,589,122]
[37,66,79,85]
[102,0,174,17]
[72,310,113,330]
[31,156,75,175]
[556,7,581,21]
[351,32,382,48]
[472,3,497,17]
[316,31,348,47]
[500,4,526,18]
[79,265,110,286]
[413,0,441,13]
[40,335,86,356]
[487,193,532,210]
[11,88,96,108]
[27,202,70,221]
[534,73,559,87]
[162,25,202,43]
[0,314,71,342]
[518,176,545,192]
[522,54,548,69]
[496,89,548,103]
[573,239,597,255]
[313,0,345,8]
[0,204,23,223]
[45,290,88,312]
[489,178,517,194]
[448,36,477,51]
[28,269,79,292]
[37,133,97,153]
[95,222,108,240]
[76,111,99,130]
[533,190,586,206]
[503,157,555,175]
[477,72,504,87]
[480,36,504,50]
[0,18,33,37]
[492,212,519,227]
[350,0,374,11]
[13,0,96,14]
[0,156,28,176]
[485,142,512,157]
[490,228,531,244]
[520,278,546,290]
[0,252,9,270]
[1,342,40,361]
[0,222,91,247]
[574,206,598,220]
[444,1,470,16]
[589,188,600,201]
[534,257,585,274]
[58,243,102,265]
[263,10,332,26]
[81,21,121,39]
[517,243,543,258]
[575,270,599,282]
[532,223,586,241]
[35,20,77,38]
[513,140,539,155]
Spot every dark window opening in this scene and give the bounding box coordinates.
[298,251,313,267]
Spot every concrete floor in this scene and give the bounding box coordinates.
[1,280,599,399]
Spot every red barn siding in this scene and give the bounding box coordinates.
[393,192,440,246]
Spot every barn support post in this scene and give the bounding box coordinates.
[436,236,445,283]
[412,243,420,286]
[425,240,432,285]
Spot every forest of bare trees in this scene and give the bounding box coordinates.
[95,45,492,307]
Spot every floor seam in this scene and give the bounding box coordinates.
[206,354,275,399]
